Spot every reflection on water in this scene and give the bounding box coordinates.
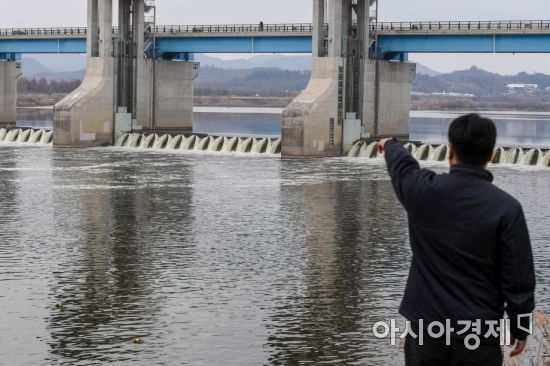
[16,108,54,130]
[0,147,548,365]
[411,111,550,148]
[267,178,410,365]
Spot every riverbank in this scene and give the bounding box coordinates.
[17,92,550,111]
[16,93,295,109]
[411,95,550,112]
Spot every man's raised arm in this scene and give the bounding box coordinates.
[379,138,435,210]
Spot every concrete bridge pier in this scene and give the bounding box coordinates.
[53,0,199,147]
[0,60,21,128]
[54,0,115,147]
[282,0,416,158]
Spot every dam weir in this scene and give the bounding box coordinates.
[348,140,550,167]
[113,132,282,154]
[1,127,549,166]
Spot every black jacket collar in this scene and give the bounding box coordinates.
[450,163,494,182]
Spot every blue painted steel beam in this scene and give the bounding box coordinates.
[0,39,86,54]
[1,34,550,55]
[377,34,550,53]
[155,36,313,54]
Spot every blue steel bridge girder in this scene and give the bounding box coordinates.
[2,29,550,55]
[376,34,550,54]
[0,39,86,54]
[155,35,313,55]
[0,52,22,61]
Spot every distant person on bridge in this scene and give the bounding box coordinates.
[378,114,535,366]
[259,21,264,32]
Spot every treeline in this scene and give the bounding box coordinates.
[17,78,81,94]
[195,66,310,95]
[414,66,550,96]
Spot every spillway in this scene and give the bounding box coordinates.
[0,128,54,145]
[115,132,282,155]
[348,141,550,167]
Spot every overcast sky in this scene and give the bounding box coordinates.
[2,0,550,74]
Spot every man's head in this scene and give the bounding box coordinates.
[448,114,497,167]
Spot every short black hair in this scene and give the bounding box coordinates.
[448,113,497,166]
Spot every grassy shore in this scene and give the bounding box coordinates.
[17,93,293,109]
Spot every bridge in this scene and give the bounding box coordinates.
[1,20,550,61]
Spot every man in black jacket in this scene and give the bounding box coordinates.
[378,114,535,365]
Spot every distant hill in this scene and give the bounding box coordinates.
[21,58,53,77]
[22,55,86,78]
[18,56,550,98]
[196,66,310,95]
[25,54,86,72]
[413,66,550,96]
[196,54,312,71]
[415,64,441,77]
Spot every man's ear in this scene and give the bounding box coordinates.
[448,144,456,164]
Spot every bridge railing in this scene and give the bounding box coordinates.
[154,23,314,34]
[2,20,550,37]
[0,27,87,36]
[375,20,550,31]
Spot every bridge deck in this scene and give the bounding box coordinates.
[1,21,550,57]
[2,21,550,38]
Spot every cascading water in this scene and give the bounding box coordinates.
[152,134,169,150]
[251,138,268,154]
[194,136,211,151]
[414,144,431,161]
[17,129,32,143]
[166,135,182,150]
[503,148,519,164]
[180,135,196,150]
[267,138,282,154]
[236,137,253,153]
[222,137,238,152]
[492,147,506,164]
[208,136,224,152]
[29,130,43,144]
[0,128,52,145]
[429,144,448,162]
[404,142,417,155]
[115,133,129,147]
[5,129,20,142]
[519,148,538,166]
[346,140,550,167]
[123,133,141,148]
[40,131,54,144]
[140,134,156,149]
[347,141,363,157]
[114,132,281,156]
[360,142,379,158]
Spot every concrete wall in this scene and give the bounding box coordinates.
[0,61,20,128]
[136,59,199,130]
[282,58,415,158]
[363,60,416,138]
[53,0,115,147]
[53,57,116,147]
[282,57,343,158]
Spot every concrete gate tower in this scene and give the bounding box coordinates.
[54,0,200,147]
[282,0,416,158]
[0,58,22,128]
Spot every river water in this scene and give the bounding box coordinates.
[1,108,549,365]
